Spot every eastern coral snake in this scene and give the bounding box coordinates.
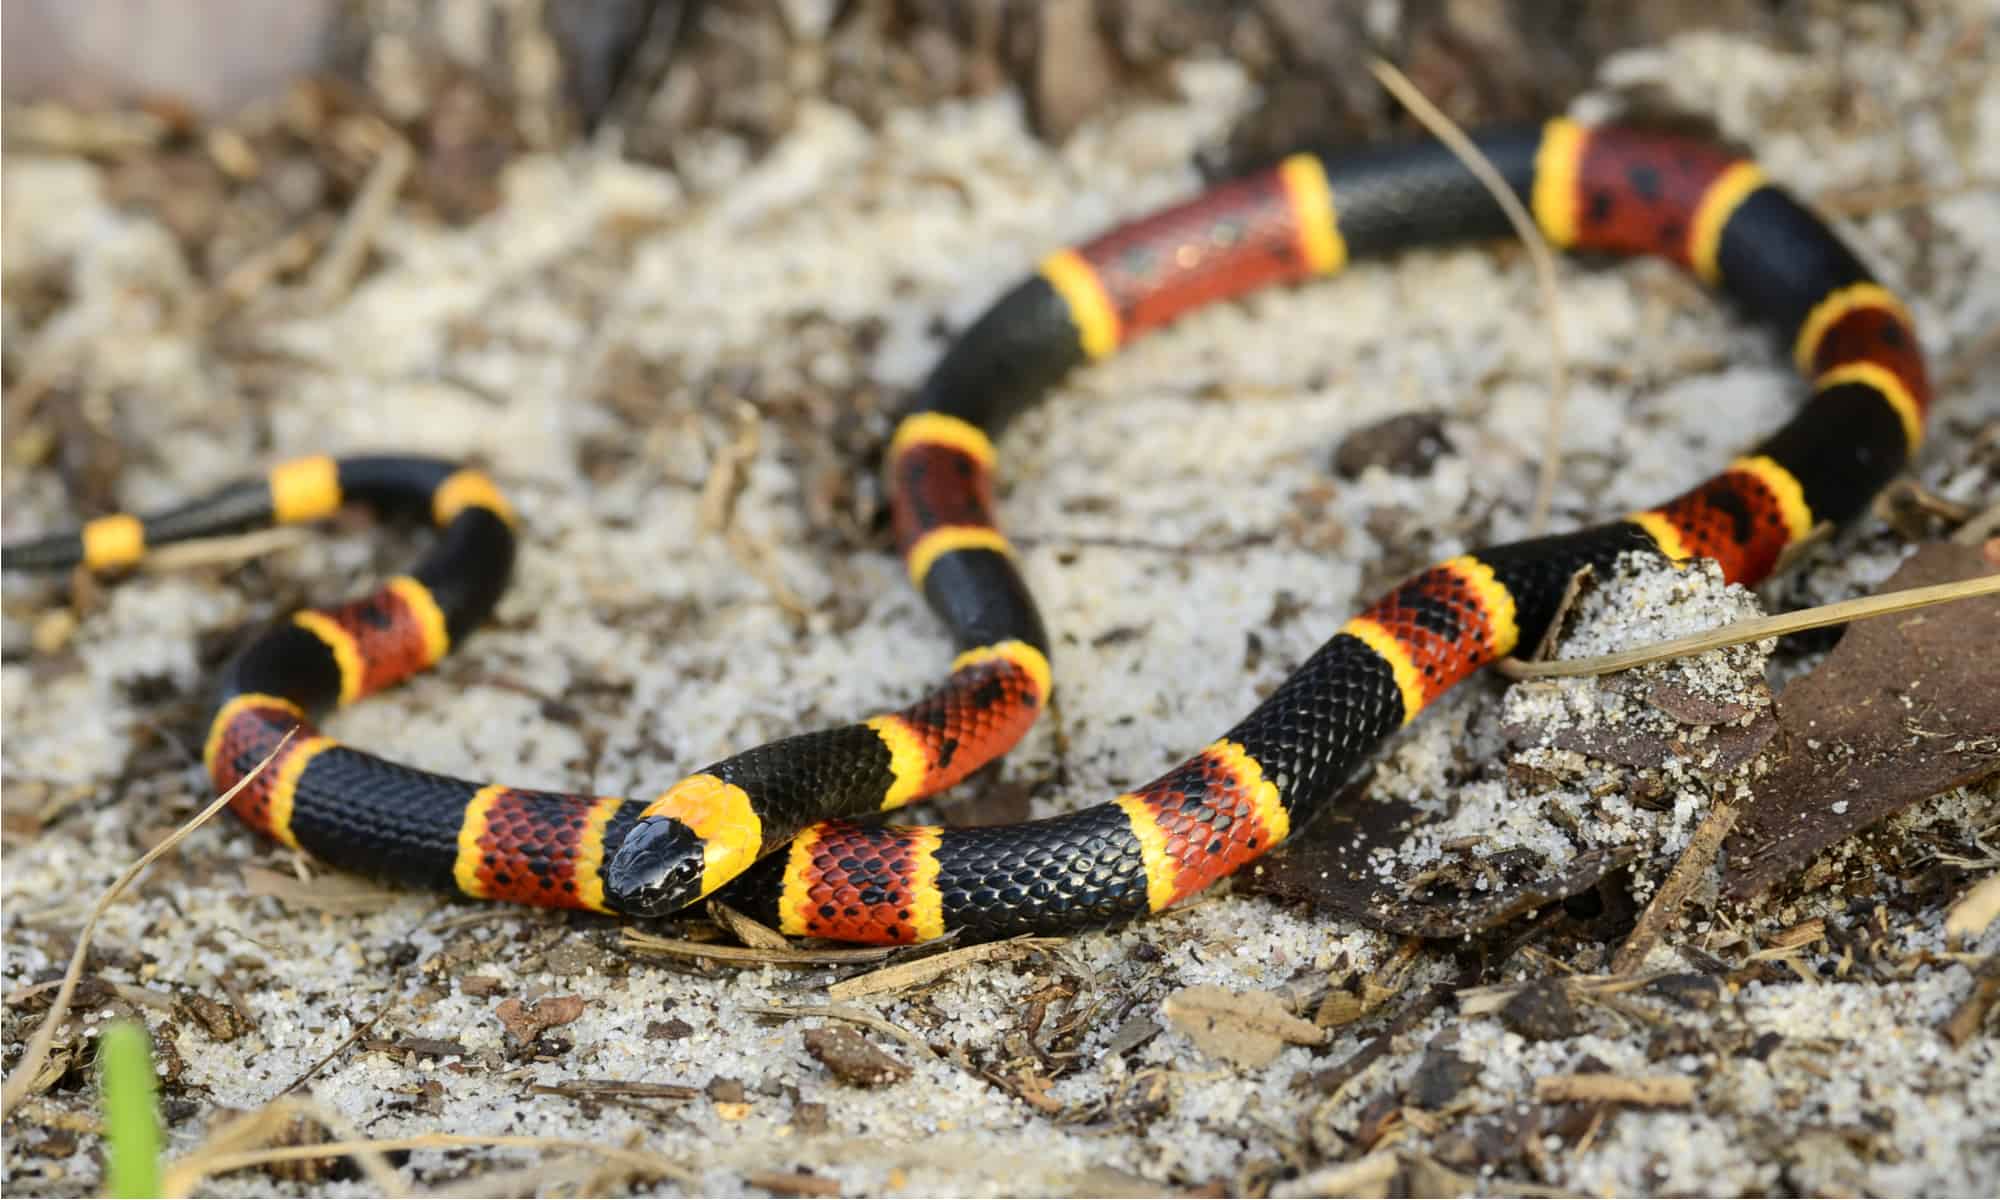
[2,120,1929,944]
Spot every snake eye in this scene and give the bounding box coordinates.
[604,816,708,917]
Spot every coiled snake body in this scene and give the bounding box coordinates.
[2,120,1929,944]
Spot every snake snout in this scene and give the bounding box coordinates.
[604,816,709,917]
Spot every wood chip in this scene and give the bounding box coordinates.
[1945,872,2000,940]
[30,610,76,655]
[1162,985,1325,1069]
[1535,1072,1695,1107]
[364,1036,466,1061]
[1032,0,1117,140]
[1280,1149,1399,1198]
[708,899,791,950]
[494,995,585,1043]
[1939,959,2000,1048]
[743,1169,842,1197]
[1748,917,1827,959]
[1103,1012,1162,1057]
[1498,980,1585,1041]
[1768,917,1828,950]
[459,975,504,997]
[179,993,251,1042]
[1316,966,1411,1029]
[802,1025,910,1087]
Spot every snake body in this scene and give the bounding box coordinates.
[2,120,1929,944]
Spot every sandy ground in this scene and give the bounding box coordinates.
[4,9,1998,1198]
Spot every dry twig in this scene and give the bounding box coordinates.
[827,935,1060,1001]
[1613,799,1738,974]
[1535,1072,1695,1107]
[747,1002,943,1064]
[307,134,415,307]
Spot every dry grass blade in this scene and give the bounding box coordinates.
[621,927,900,965]
[1369,57,1570,536]
[166,1132,693,1195]
[1456,971,1670,1017]
[1939,959,2000,1048]
[0,730,295,1118]
[705,401,812,619]
[140,527,314,572]
[527,1080,701,1100]
[163,1095,403,1198]
[1287,1149,1401,1198]
[747,1002,942,1063]
[1813,176,2000,217]
[1497,573,2000,680]
[241,863,406,914]
[280,1001,393,1095]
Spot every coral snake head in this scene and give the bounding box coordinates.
[604,815,711,917]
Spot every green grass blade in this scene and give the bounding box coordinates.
[98,1020,163,1199]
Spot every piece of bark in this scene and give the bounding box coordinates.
[1249,796,1636,938]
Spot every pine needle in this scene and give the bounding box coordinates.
[1368,57,1571,536]
[1496,573,2000,679]
[1,730,295,1117]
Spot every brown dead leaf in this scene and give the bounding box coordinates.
[1725,543,2000,898]
[494,994,585,1043]
[1162,985,1325,1068]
